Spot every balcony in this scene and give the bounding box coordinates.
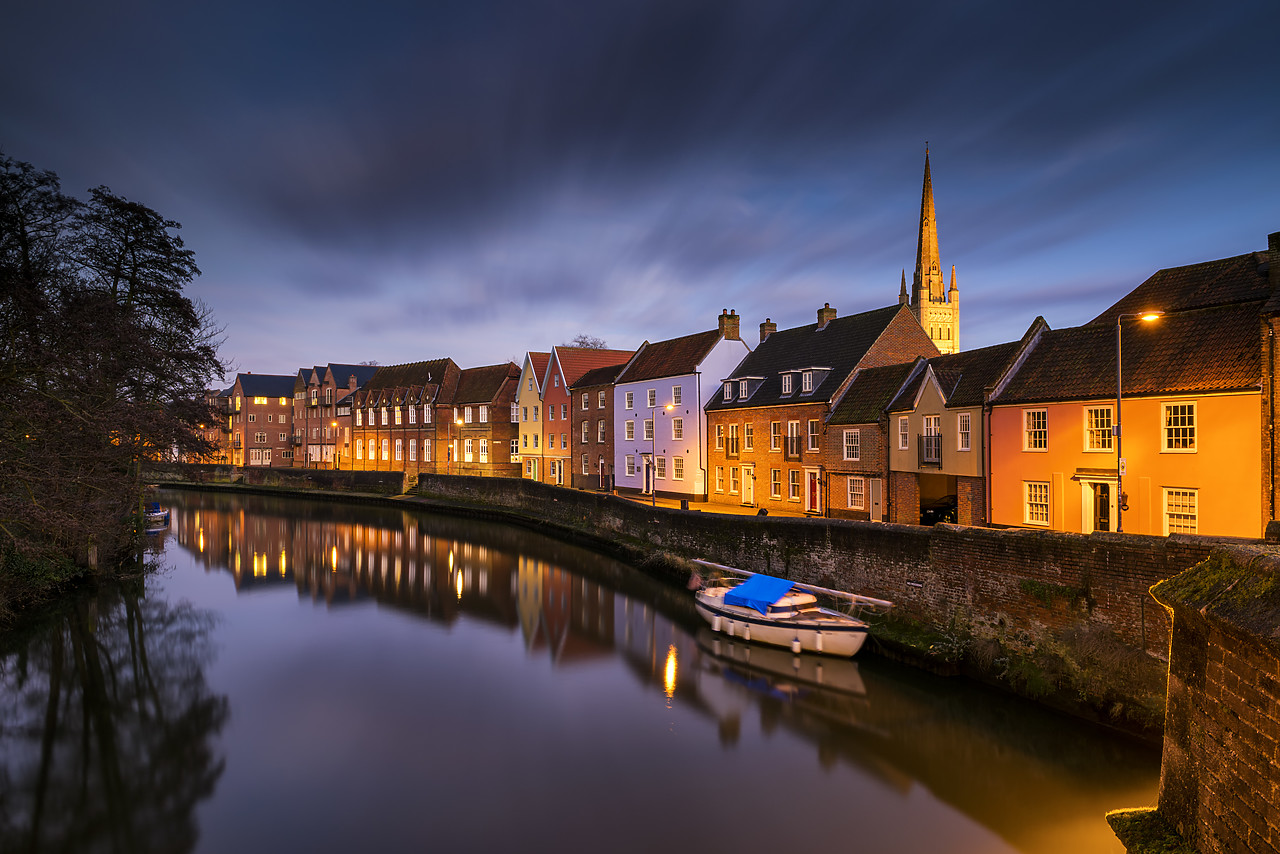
[918,434,942,468]
[291,436,303,446]
[232,439,243,449]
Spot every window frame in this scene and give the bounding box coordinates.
[1163,487,1198,534]
[843,429,860,461]
[1162,401,1197,452]
[1023,409,1048,451]
[1024,481,1050,526]
[957,412,971,452]
[847,476,865,510]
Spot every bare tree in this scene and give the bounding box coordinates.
[563,334,608,349]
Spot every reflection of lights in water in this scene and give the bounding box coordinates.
[331,546,338,571]
[253,552,267,577]
[198,529,205,552]
[448,550,454,570]
[279,549,287,576]
[664,644,678,699]
[455,570,463,600]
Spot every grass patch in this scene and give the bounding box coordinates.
[1105,808,1195,854]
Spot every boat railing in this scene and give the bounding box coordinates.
[691,559,894,612]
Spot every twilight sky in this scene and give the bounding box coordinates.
[3,0,1277,382]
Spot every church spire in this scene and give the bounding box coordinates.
[899,269,908,305]
[913,147,944,302]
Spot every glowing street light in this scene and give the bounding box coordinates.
[1116,310,1164,533]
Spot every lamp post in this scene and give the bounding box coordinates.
[1115,310,1163,533]
[331,420,339,470]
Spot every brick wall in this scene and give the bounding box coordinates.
[416,474,1222,655]
[1152,546,1280,854]
[890,471,920,524]
[957,475,985,526]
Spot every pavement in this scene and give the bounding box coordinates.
[615,492,810,518]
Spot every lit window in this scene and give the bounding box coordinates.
[625,421,635,441]
[844,429,860,461]
[672,418,684,440]
[1085,407,1112,451]
[625,392,634,409]
[1024,409,1047,450]
[625,455,636,477]
[1163,403,1196,451]
[479,405,488,423]
[848,476,865,510]
[395,439,402,461]
[1025,481,1050,525]
[656,457,666,479]
[1164,488,1198,534]
[673,457,684,481]
[479,438,488,462]
[598,421,606,443]
[672,386,682,405]
[643,420,654,441]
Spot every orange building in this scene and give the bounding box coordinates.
[989,239,1278,538]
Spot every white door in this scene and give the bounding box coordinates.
[869,478,883,521]
[742,465,754,505]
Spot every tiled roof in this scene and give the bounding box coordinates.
[551,347,634,386]
[328,363,380,388]
[571,363,627,389]
[526,352,551,389]
[706,304,908,411]
[995,301,1261,405]
[829,361,919,425]
[888,340,1023,412]
[235,373,297,397]
[454,362,519,403]
[1090,251,1271,325]
[614,330,722,384]
[364,359,454,390]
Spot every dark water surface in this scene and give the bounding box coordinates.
[1,489,1160,853]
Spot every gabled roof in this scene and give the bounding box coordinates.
[706,304,917,411]
[829,361,919,425]
[571,363,627,390]
[1090,251,1271,325]
[521,352,551,391]
[888,340,1024,412]
[235,373,297,398]
[455,362,519,404]
[614,329,724,384]
[995,301,1261,405]
[363,359,456,392]
[548,346,634,388]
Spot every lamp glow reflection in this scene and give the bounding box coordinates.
[663,644,678,698]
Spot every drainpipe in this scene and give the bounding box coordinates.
[984,400,993,526]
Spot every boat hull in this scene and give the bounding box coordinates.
[695,592,868,658]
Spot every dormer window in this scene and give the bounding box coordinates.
[802,371,813,393]
[781,374,793,395]
[739,380,748,398]
[723,382,733,401]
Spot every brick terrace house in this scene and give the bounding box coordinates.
[570,363,627,491]
[705,303,938,514]
[227,373,297,467]
[989,232,1280,538]
[884,330,1037,526]
[823,361,918,522]
[350,359,461,477]
[613,310,751,501]
[514,352,551,481]
[452,362,522,478]
[292,363,378,469]
[539,346,634,486]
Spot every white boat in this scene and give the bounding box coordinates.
[144,502,170,530]
[692,560,891,658]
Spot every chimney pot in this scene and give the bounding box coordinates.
[817,303,838,329]
[719,308,741,341]
[759,317,777,343]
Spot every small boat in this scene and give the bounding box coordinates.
[144,502,171,530]
[692,560,891,658]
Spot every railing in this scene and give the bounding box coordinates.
[918,434,942,468]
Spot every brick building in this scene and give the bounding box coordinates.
[292,363,379,469]
[451,361,522,478]
[885,331,1035,526]
[350,359,461,478]
[570,363,627,491]
[227,373,297,467]
[823,361,917,521]
[705,303,937,514]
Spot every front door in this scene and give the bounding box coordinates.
[742,465,754,505]
[1081,480,1115,533]
[869,478,883,521]
[805,469,821,513]
[556,461,564,486]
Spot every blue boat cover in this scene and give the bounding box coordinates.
[724,574,795,616]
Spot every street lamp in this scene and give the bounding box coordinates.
[331,421,339,470]
[1116,310,1163,533]
[649,403,674,505]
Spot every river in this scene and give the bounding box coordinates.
[0,489,1159,853]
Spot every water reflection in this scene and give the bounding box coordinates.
[0,581,227,853]
[3,490,1156,854]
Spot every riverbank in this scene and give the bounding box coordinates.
[126,468,1233,741]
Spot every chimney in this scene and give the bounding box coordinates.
[719,308,740,340]
[760,317,777,343]
[1270,231,1280,292]
[817,303,837,329]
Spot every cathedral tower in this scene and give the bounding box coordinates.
[904,149,959,354]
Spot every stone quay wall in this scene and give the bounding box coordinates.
[417,474,1229,656]
[1151,546,1280,854]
